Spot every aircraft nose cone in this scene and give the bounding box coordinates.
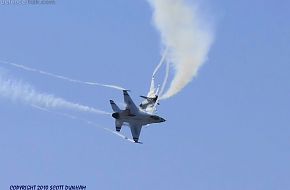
[161,118,166,122]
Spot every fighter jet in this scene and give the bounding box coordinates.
[139,77,160,113]
[110,90,166,143]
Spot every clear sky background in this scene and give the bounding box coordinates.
[0,0,289,189]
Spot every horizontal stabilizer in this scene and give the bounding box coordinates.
[140,95,158,101]
[140,95,149,99]
[115,119,123,132]
[110,100,121,112]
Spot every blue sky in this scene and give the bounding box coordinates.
[0,0,290,189]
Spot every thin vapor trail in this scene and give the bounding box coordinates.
[159,61,170,99]
[32,105,135,143]
[152,47,168,77]
[0,75,110,115]
[0,60,126,91]
[151,60,170,111]
[148,0,214,99]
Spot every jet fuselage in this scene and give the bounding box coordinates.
[112,110,165,126]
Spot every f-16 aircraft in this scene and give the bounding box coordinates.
[139,77,160,113]
[110,90,166,143]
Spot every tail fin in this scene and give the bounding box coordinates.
[149,76,155,93]
[110,100,121,112]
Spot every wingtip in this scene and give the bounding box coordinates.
[123,89,130,94]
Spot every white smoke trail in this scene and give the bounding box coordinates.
[152,47,168,77]
[158,61,170,98]
[0,75,110,115]
[32,105,136,143]
[148,0,214,99]
[0,60,126,91]
[151,60,170,111]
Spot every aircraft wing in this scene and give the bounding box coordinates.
[129,122,143,143]
[123,90,139,114]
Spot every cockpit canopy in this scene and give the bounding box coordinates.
[150,115,160,120]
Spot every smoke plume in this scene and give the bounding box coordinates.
[0,75,110,115]
[148,0,214,99]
